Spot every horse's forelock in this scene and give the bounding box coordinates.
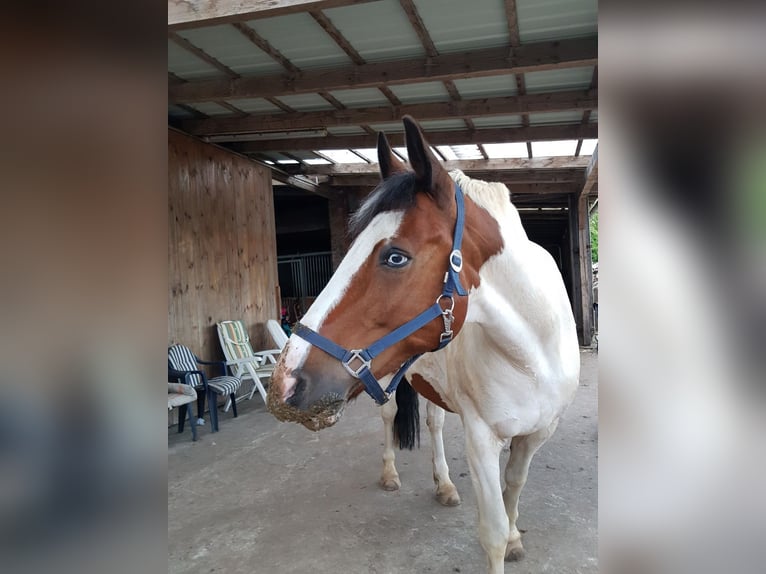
[349,171,424,239]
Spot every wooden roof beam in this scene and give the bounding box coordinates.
[169,37,597,104]
[317,170,584,187]
[581,144,598,196]
[169,0,375,30]
[180,90,597,135]
[229,124,598,152]
[306,156,589,175]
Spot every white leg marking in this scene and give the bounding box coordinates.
[502,420,557,561]
[463,416,509,574]
[426,401,460,506]
[379,398,401,491]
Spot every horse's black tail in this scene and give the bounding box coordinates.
[392,377,420,450]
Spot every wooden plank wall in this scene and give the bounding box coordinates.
[168,129,279,360]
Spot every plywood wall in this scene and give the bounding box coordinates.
[168,129,279,360]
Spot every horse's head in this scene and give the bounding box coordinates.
[268,116,498,430]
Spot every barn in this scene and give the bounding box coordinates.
[168,1,598,572]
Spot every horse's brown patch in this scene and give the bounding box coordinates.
[411,373,454,413]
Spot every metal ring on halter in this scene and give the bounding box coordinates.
[449,249,463,272]
[436,293,455,313]
[342,350,371,378]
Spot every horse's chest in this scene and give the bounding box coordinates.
[410,374,454,413]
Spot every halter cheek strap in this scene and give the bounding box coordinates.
[293,183,467,405]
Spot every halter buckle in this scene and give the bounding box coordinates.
[342,350,372,378]
[449,250,463,273]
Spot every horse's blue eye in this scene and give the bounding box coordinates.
[385,252,410,268]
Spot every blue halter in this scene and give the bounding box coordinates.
[293,183,467,405]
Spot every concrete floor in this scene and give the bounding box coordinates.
[169,350,597,574]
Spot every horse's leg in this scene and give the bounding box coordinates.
[379,397,401,491]
[426,401,460,506]
[502,419,559,561]
[463,416,508,574]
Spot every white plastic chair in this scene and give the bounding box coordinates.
[217,320,281,410]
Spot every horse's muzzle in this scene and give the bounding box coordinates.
[267,368,349,431]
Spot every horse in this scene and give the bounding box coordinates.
[268,116,580,573]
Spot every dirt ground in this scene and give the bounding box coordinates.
[168,349,597,574]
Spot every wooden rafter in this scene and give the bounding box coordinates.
[575,66,598,156]
[231,23,301,73]
[310,11,365,65]
[168,32,239,78]
[230,124,598,152]
[215,100,247,116]
[306,156,589,175]
[503,0,533,158]
[169,38,597,103]
[504,0,522,47]
[168,67,244,116]
[316,170,584,187]
[399,0,438,57]
[581,144,598,196]
[180,90,597,135]
[265,97,296,113]
[169,0,376,30]
[378,86,402,106]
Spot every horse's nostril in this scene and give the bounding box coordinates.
[286,371,307,407]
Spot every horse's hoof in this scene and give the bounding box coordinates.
[435,488,461,507]
[380,477,401,491]
[505,544,525,562]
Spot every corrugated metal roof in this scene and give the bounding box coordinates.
[419,119,467,130]
[228,98,284,114]
[528,111,584,125]
[413,0,509,53]
[284,150,320,160]
[168,105,195,118]
[323,0,426,62]
[524,66,594,94]
[246,13,353,70]
[328,88,390,108]
[368,122,405,133]
[326,126,367,135]
[275,94,336,112]
[176,25,284,76]
[453,75,519,99]
[168,40,224,80]
[390,82,451,103]
[188,102,233,116]
[472,114,524,128]
[517,0,597,43]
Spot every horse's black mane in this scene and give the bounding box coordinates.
[349,171,425,238]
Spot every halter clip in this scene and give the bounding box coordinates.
[342,350,372,378]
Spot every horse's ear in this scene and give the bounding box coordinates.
[377,131,406,180]
[403,115,449,202]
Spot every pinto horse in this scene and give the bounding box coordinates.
[268,116,580,573]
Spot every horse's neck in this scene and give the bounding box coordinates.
[458,173,574,369]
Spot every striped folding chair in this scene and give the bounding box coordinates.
[216,320,280,409]
[167,344,242,432]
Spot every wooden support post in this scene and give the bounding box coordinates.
[577,194,594,346]
[328,191,351,270]
[567,195,584,344]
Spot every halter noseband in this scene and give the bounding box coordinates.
[292,183,467,405]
